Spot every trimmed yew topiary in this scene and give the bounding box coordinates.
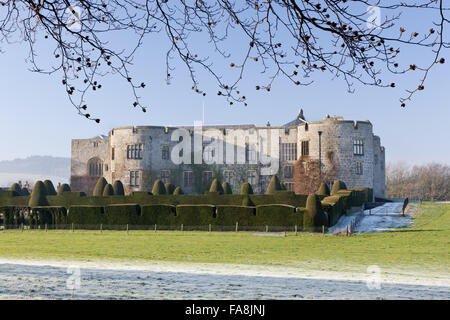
[222,182,233,194]
[112,180,125,196]
[103,183,114,196]
[57,183,71,195]
[173,186,183,195]
[93,177,108,196]
[165,183,176,195]
[303,193,328,231]
[265,175,282,194]
[317,182,330,196]
[241,196,255,207]
[43,180,57,196]
[152,179,166,195]
[209,179,224,194]
[28,181,49,207]
[331,180,347,195]
[240,182,253,195]
[9,183,22,195]
[21,188,30,196]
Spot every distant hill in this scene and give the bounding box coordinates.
[0,156,70,187]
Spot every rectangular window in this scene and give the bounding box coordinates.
[356,162,363,175]
[353,139,364,155]
[162,145,170,160]
[284,182,294,191]
[245,144,256,162]
[247,170,257,185]
[127,144,143,159]
[129,171,140,186]
[111,147,115,160]
[223,170,234,186]
[160,170,170,184]
[284,165,294,179]
[301,141,309,156]
[183,171,193,187]
[281,143,298,161]
[203,171,213,188]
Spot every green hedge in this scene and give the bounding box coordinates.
[105,204,141,225]
[68,205,105,225]
[175,205,216,225]
[32,206,67,226]
[215,205,255,226]
[140,205,176,225]
[254,204,303,227]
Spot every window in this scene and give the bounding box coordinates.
[88,158,103,176]
[247,170,257,185]
[130,171,140,186]
[203,171,213,187]
[301,141,309,156]
[162,145,170,160]
[355,162,363,175]
[160,170,170,184]
[223,170,234,185]
[353,139,364,155]
[284,182,294,191]
[127,144,143,159]
[245,144,256,162]
[281,143,298,161]
[204,147,215,162]
[93,141,98,148]
[183,171,193,187]
[111,147,115,160]
[284,165,293,179]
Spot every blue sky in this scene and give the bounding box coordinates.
[0,4,448,165]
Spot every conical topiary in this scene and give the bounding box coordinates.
[265,175,282,194]
[112,180,125,196]
[43,180,57,196]
[103,183,114,196]
[330,180,347,195]
[21,188,30,196]
[28,181,49,207]
[173,186,183,195]
[317,182,330,196]
[303,194,328,231]
[241,196,255,207]
[93,177,108,196]
[165,183,176,195]
[222,182,232,194]
[209,179,224,194]
[152,179,166,195]
[57,183,71,195]
[240,182,253,195]
[9,183,22,195]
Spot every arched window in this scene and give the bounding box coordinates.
[87,157,103,176]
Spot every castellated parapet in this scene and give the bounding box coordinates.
[70,111,386,199]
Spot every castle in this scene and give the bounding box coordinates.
[71,110,386,198]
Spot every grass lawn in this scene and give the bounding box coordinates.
[0,202,448,273]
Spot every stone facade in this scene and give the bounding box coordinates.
[70,110,386,198]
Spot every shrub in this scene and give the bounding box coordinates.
[215,205,255,226]
[103,184,114,196]
[140,205,176,225]
[105,204,141,225]
[209,179,224,194]
[175,205,216,225]
[241,196,255,207]
[330,180,347,195]
[165,183,176,195]
[173,187,183,195]
[254,204,302,226]
[28,181,49,207]
[317,182,330,196]
[9,183,22,194]
[43,180,57,196]
[57,183,71,195]
[222,182,232,194]
[152,179,166,195]
[240,182,253,195]
[112,180,125,196]
[303,194,328,231]
[265,175,282,194]
[68,205,105,225]
[32,206,67,226]
[322,195,346,226]
[21,188,30,196]
[93,177,108,196]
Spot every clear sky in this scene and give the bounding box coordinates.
[0,4,448,165]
